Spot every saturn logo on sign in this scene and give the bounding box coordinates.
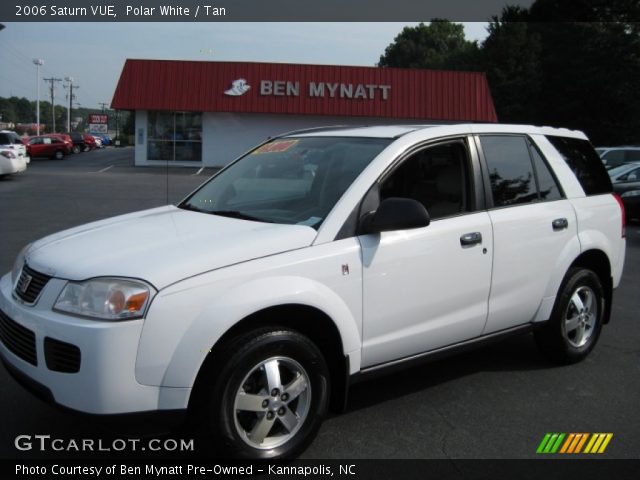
[224,78,251,96]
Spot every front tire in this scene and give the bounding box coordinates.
[194,328,330,459]
[535,268,605,364]
[54,150,64,160]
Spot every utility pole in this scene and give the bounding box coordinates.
[63,77,78,132]
[98,102,109,113]
[43,77,62,133]
[33,59,44,135]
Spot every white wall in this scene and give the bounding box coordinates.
[135,110,442,167]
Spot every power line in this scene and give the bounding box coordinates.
[43,77,62,132]
[63,78,79,132]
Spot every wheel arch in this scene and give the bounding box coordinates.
[569,249,613,324]
[189,303,350,414]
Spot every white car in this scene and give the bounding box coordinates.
[0,147,28,177]
[0,130,30,166]
[0,124,626,459]
[596,146,640,169]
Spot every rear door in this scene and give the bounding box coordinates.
[476,135,578,334]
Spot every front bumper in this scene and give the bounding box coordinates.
[0,273,190,414]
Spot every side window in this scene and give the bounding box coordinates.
[43,138,52,145]
[480,135,538,207]
[626,167,640,182]
[546,136,612,195]
[626,150,640,162]
[603,150,625,162]
[527,139,563,201]
[379,140,471,220]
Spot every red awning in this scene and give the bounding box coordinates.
[111,59,497,122]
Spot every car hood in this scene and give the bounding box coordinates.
[25,205,317,289]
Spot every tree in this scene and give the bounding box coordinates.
[482,6,542,123]
[481,1,640,144]
[378,20,481,71]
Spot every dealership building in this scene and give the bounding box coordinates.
[111,59,497,167]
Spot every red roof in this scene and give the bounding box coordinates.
[111,59,497,122]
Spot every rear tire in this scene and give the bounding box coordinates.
[534,268,605,364]
[192,328,330,459]
[72,145,80,154]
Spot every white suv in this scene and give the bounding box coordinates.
[0,130,30,167]
[0,124,626,458]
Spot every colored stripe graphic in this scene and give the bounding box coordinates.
[537,433,552,453]
[538,433,613,454]
[584,433,614,454]
[537,433,565,453]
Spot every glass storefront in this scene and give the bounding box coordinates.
[147,111,202,162]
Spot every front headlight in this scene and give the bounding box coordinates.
[54,278,155,321]
[11,243,32,286]
[621,190,640,198]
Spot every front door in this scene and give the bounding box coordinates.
[360,139,493,368]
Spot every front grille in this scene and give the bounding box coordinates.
[44,337,81,373]
[14,264,52,304]
[0,309,37,365]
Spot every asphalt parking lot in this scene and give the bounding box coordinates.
[0,148,639,459]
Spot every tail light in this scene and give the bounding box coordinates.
[1,150,16,159]
[612,193,626,238]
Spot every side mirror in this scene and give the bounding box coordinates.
[361,197,430,234]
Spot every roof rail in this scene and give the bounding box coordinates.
[274,125,368,138]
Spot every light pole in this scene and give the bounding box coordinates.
[33,59,44,135]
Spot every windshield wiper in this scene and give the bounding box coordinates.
[210,210,272,223]
[179,203,207,213]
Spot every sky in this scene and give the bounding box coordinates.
[0,22,489,110]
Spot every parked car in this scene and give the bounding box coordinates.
[0,124,626,459]
[45,134,74,153]
[596,146,640,169]
[609,162,640,220]
[27,135,72,160]
[82,133,97,151]
[97,134,112,146]
[66,132,86,154]
[0,130,30,165]
[0,147,28,177]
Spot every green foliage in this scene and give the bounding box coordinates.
[378,20,481,71]
[379,3,640,145]
[0,95,120,134]
[483,2,640,144]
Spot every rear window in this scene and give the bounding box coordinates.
[546,136,612,195]
[0,133,16,144]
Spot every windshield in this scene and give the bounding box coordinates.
[180,136,390,228]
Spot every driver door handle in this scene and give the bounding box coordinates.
[460,232,482,247]
[552,218,569,231]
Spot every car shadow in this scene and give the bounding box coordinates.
[344,333,556,413]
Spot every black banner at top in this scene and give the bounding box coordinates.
[2,0,562,22]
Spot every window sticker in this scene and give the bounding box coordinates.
[253,140,299,154]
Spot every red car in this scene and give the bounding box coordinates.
[27,135,72,160]
[83,133,97,151]
[46,134,74,153]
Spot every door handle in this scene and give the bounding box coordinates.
[460,232,482,247]
[552,218,569,231]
